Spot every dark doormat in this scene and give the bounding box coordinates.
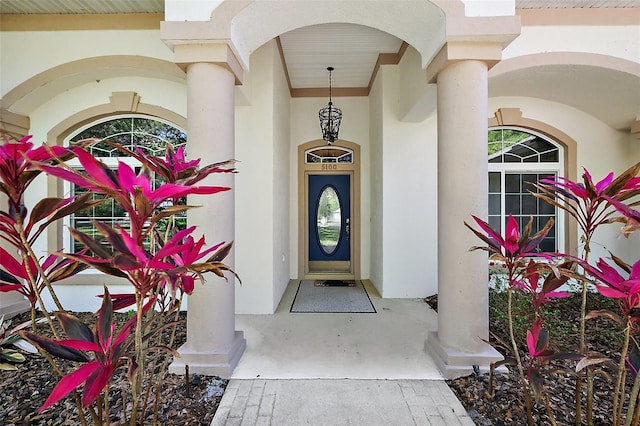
[314,280,356,287]
[291,280,376,313]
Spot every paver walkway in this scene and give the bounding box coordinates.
[212,379,475,425]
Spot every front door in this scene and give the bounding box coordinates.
[308,174,351,274]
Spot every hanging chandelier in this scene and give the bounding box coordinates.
[318,66,342,145]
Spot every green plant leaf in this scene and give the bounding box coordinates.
[0,362,18,371]
[1,348,26,363]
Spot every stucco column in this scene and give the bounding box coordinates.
[425,59,503,379]
[168,57,245,377]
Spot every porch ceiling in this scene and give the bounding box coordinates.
[1,0,637,130]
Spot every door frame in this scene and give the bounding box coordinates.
[298,139,361,280]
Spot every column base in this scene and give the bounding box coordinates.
[425,331,504,379]
[169,331,246,378]
[0,297,29,320]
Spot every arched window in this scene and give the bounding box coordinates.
[488,128,564,253]
[65,116,187,253]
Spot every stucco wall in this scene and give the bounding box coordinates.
[378,66,438,298]
[369,63,384,294]
[235,42,277,314]
[0,30,173,101]
[504,24,639,63]
[272,41,292,311]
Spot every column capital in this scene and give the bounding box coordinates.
[427,13,521,84]
[172,43,244,85]
[0,109,30,140]
[427,41,502,83]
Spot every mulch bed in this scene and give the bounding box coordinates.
[426,292,631,425]
[1,311,225,425]
[2,292,632,425]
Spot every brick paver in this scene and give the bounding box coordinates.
[212,379,474,426]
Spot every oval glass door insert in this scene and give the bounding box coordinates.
[316,186,342,255]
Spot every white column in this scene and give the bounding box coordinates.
[168,61,245,377]
[426,59,502,378]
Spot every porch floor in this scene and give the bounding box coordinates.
[211,280,475,425]
[232,279,442,379]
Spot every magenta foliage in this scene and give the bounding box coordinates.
[535,164,640,245]
[32,145,230,242]
[121,143,236,186]
[0,246,88,305]
[465,214,554,282]
[581,257,640,324]
[0,135,70,209]
[527,318,554,360]
[21,287,158,411]
[604,195,640,237]
[66,222,229,299]
[516,260,571,312]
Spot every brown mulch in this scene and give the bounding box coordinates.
[1,293,631,425]
[1,311,225,425]
[426,292,630,426]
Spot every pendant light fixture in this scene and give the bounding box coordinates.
[318,66,342,145]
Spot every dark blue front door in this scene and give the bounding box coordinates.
[308,174,351,262]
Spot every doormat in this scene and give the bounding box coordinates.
[290,280,376,313]
[314,280,356,287]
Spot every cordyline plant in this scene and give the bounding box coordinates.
[467,162,640,425]
[577,255,640,426]
[465,214,575,425]
[0,136,95,330]
[0,132,237,425]
[533,163,640,424]
[0,134,104,424]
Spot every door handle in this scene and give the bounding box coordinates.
[345,218,350,241]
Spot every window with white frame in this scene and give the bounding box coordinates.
[488,128,564,253]
[65,116,187,253]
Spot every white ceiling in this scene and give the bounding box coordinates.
[279,23,404,89]
[1,0,638,130]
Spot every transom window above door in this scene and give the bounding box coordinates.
[305,147,353,164]
[488,128,564,253]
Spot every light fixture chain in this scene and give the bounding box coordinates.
[319,66,341,145]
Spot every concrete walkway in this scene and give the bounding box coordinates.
[211,280,475,425]
[212,379,474,425]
